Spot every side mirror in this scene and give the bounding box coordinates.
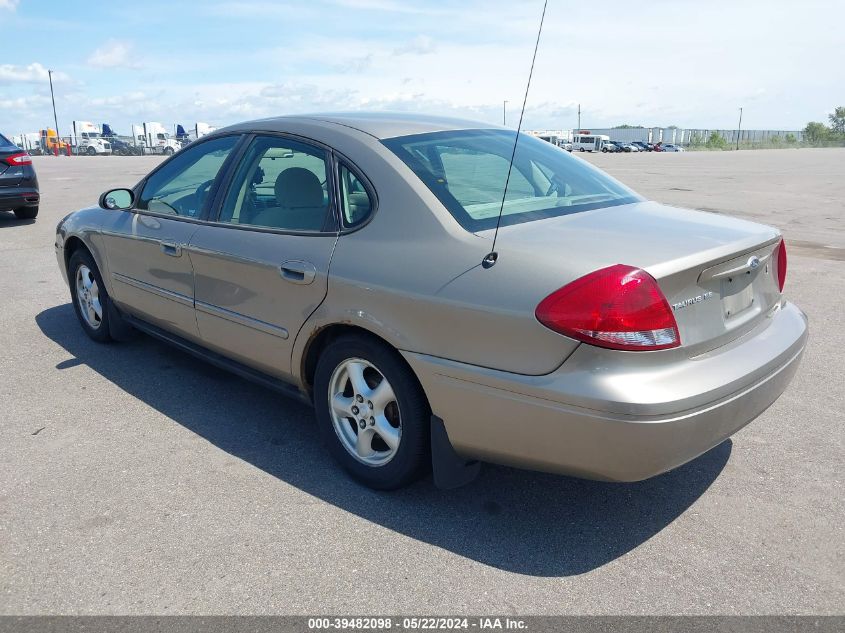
[99,188,134,211]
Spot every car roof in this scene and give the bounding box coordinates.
[228,112,504,141]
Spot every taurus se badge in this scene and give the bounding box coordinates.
[672,291,715,311]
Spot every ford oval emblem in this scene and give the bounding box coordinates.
[748,255,760,270]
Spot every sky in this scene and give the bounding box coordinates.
[1,0,842,137]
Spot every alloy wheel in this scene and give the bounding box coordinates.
[328,358,402,466]
[75,264,103,330]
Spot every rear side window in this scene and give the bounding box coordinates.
[383,129,640,232]
[218,135,332,232]
[137,135,239,217]
[338,164,373,228]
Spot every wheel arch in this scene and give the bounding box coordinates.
[62,234,115,296]
[63,235,89,272]
[299,323,429,408]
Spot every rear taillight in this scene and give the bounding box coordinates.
[775,238,787,292]
[3,152,32,166]
[536,264,680,351]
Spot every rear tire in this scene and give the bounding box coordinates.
[13,206,38,219]
[314,335,430,489]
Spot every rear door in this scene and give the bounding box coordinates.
[187,134,339,381]
[100,134,241,342]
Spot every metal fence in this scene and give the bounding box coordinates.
[12,134,187,156]
[581,127,805,145]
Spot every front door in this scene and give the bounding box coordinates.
[188,134,338,380]
[101,135,240,341]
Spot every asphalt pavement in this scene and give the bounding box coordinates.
[1,149,842,614]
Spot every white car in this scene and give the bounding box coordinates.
[661,144,686,152]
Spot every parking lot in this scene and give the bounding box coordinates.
[1,149,842,614]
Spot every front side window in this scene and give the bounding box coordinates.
[218,136,332,232]
[137,135,239,217]
[338,164,373,228]
[383,129,640,232]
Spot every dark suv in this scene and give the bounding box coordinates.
[0,133,39,219]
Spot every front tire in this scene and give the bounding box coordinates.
[314,335,430,489]
[86,146,97,156]
[68,249,115,343]
[13,206,38,219]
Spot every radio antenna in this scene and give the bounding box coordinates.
[482,0,548,269]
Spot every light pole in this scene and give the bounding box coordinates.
[736,106,743,150]
[503,100,508,126]
[48,70,60,140]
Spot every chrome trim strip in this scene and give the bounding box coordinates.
[195,300,289,340]
[111,272,194,308]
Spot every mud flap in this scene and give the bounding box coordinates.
[107,300,136,342]
[431,415,481,489]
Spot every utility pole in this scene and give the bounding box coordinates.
[48,70,60,140]
[577,103,581,131]
[503,100,508,126]
[736,106,743,150]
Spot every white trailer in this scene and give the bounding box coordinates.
[142,122,181,155]
[195,122,217,139]
[72,121,112,155]
[12,133,41,153]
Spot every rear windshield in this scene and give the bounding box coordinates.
[0,133,15,148]
[383,129,640,232]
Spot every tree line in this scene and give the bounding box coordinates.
[803,106,845,145]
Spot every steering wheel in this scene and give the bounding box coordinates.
[195,179,214,209]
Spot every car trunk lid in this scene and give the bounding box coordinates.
[495,200,783,354]
[0,145,24,187]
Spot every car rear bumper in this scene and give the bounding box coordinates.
[402,301,808,481]
[0,188,39,211]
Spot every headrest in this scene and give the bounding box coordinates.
[275,167,324,208]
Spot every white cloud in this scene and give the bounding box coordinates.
[87,40,140,69]
[394,35,436,56]
[0,62,67,84]
[332,0,446,15]
[0,0,20,11]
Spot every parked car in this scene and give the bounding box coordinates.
[661,143,686,152]
[612,141,638,152]
[105,137,139,156]
[0,133,39,220]
[630,141,651,152]
[54,114,807,489]
[601,141,622,153]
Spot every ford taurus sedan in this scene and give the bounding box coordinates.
[54,113,808,489]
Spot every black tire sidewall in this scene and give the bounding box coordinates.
[314,336,430,490]
[13,206,38,219]
[68,249,112,342]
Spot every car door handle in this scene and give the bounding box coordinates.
[160,241,182,257]
[280,261,317,285]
